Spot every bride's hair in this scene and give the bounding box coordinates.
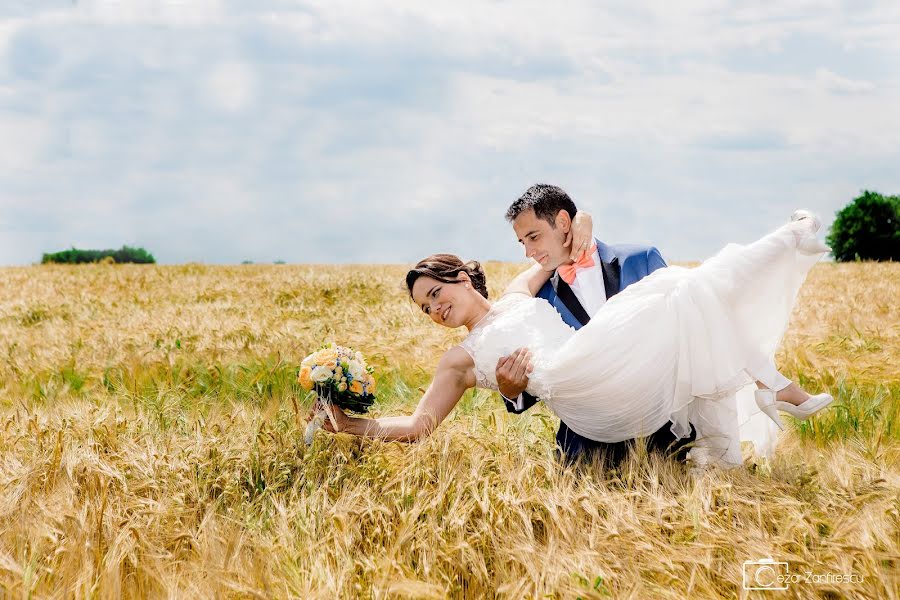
[406,254,489,300]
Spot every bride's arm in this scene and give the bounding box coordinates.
[501,263,550,297]
[501,210,594,297]
[318,346,474,442]
[564,210,595,261]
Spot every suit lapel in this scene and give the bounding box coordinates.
[545,275,578,328]
[550,272,591,326]
[597,239,622,298]
[602,257,620,299]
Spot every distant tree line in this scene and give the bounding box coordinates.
[42,246,156,264]
[828,191,899,262]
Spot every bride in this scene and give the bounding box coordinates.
[314,212,834,466]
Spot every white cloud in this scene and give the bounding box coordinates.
[0,1,898,265]
[815,68,876,94]
[65,0,225,26]
[0,18,23,62]
[0,114,49,171]
[206,61,257,112]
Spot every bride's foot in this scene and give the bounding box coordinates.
[754,386,835,431]
[790,209,831,255]
[775,382,809,406]
[790,209,821,232]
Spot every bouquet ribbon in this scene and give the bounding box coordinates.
[304,389,339,445]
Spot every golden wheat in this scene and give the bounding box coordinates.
[0,262,897,599]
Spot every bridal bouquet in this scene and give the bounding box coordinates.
[298,343,376,444]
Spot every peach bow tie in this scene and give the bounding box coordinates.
[558,244,597,285]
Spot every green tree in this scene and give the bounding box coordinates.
[41,245,156,264]
[827,191,899,262]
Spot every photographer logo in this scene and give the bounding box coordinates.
[742,559,864,591]
[743,558,789,591]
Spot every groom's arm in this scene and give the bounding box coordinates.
[501,390,540,414]
[647,247,667,273]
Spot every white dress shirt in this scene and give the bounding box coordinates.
[567,247,607,317]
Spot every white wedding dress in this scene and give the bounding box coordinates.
[459,218,825,466]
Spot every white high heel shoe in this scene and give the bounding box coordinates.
[754,389,835,431]
[790,209,831,255]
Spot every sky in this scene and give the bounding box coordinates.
[1,0,898,265]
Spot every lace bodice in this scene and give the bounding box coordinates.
[458,293,576,399]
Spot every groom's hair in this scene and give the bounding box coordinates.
[506,184,578,226]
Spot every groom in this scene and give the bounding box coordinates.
[495,184,696,467]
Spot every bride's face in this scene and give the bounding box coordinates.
[512,208,571,271]
[410,275,472,328]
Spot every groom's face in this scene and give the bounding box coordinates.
[512,209,571,272]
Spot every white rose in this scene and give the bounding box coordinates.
[311,365,332,383]
[348,360,366,381]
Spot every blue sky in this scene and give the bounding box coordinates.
[1,1,898,264]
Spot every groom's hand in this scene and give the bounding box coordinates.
[496,348,534,399]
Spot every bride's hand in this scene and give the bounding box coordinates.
[565,210,594,261]
[309,400,352,433]
[324,402,353,433]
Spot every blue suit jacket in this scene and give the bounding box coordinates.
[506,238,667,414]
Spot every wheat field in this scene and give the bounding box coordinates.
[0,262,897,599]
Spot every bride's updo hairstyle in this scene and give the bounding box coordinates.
[406,254,489,300]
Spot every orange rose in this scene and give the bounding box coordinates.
[316,349,338,370]
[349,380,363,395]
[317,349,337,362]
[366,375,376,393]
[298,366,313,390]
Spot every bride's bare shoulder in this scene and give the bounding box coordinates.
[442,345,475,370]
[437,346,476,387]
